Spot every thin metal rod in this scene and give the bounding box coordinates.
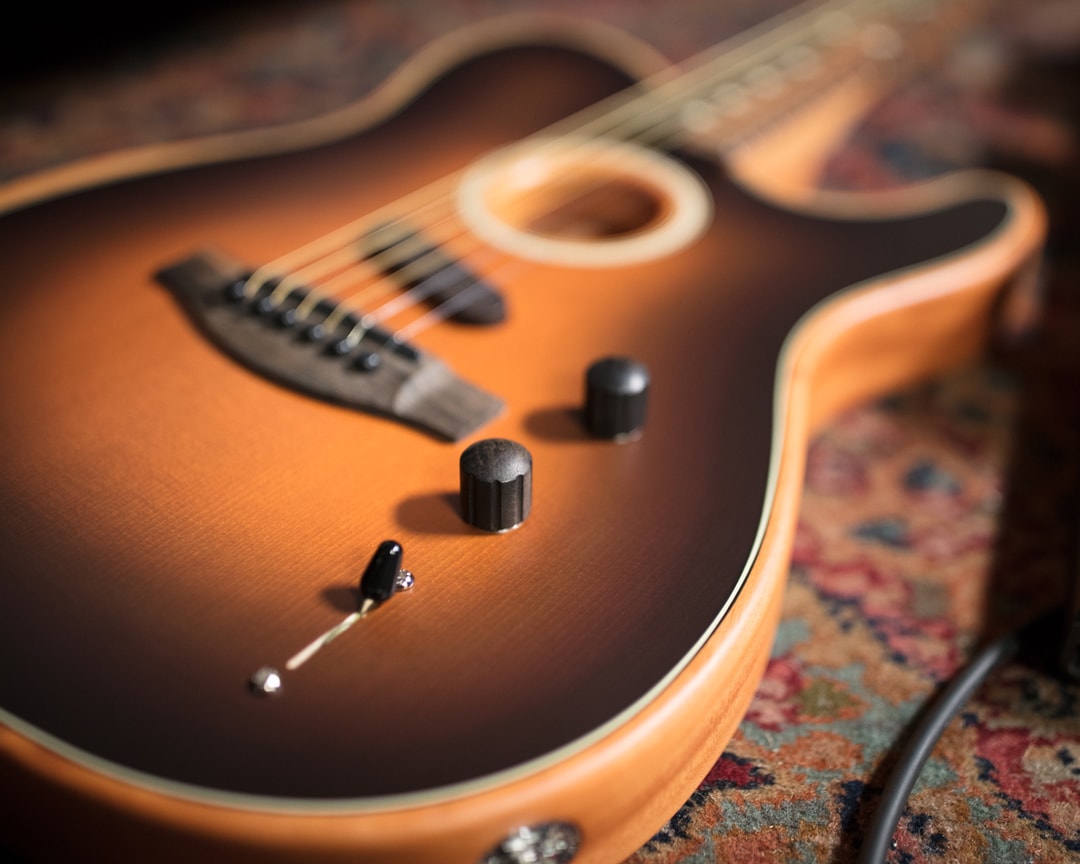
[284,598,378,671]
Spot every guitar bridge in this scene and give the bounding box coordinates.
[155,247,503,441]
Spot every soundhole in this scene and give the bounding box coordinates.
[491,169,666,240]
[457,136,712,268]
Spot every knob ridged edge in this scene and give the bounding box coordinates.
[459,438,532,532]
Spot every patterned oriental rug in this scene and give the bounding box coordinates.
[2,1,1079,861]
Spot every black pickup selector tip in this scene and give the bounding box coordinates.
[359,540,404,603]
[584,356,650,441]
[459,438,533,532]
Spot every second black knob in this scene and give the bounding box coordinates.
[584,356,650,441]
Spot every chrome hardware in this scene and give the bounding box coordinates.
[395,569,415,592]
[249,666,283,696]
[480,822,581,864]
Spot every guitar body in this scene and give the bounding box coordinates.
[0,20,1045,864]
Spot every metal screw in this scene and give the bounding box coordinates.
[249,666,283,696]
[480,823,581,864]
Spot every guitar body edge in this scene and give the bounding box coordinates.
[0,13,671,220]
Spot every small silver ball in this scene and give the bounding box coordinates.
[250,666,283,695]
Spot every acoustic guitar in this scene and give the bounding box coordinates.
[0,1,1047,861]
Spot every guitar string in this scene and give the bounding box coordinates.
[240,0,870,296]
[242,0,923,349]
[351,0,918,346]
[261,0,924,350]
[286,210,465,330]
[242,0,878,306]
[327,239,516,354]
[262,234,450,316]
[383,0,961,352]
[324,213,514,331]
[267,208,514,351]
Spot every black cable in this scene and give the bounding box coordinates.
[855,628,1022,864]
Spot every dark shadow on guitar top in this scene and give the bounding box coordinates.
[321,584,361,614]
[395,490,473,536]
[522,406,591,442]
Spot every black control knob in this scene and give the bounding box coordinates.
[584,356,650,440]
[459,438,532,532]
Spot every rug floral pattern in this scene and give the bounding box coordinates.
[631,365,1080,862]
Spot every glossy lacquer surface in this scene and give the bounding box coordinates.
[0,42,1010,807]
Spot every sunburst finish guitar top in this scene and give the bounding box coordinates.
[0,3,1046,863]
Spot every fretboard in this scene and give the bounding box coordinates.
[569,0,988,154]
